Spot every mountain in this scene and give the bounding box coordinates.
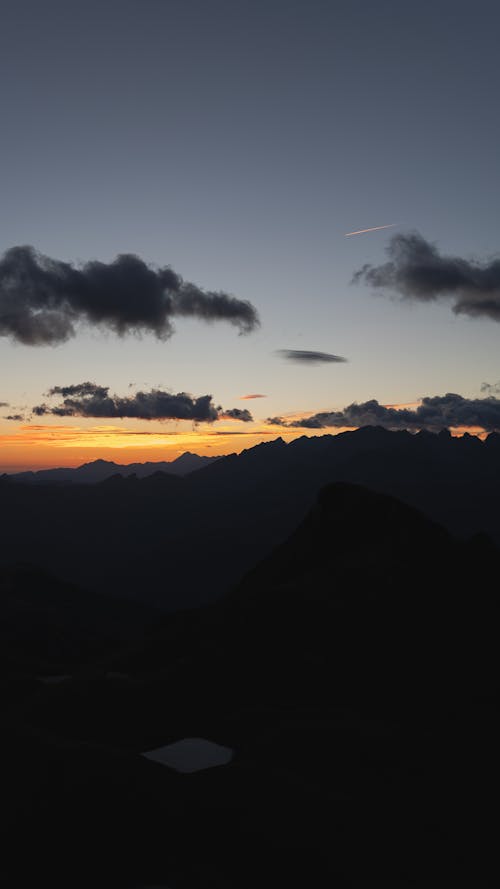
[6,450,219,484]
[94,483,500,885]
[4,483,497,886]
[0,563,157,676]
[2,426,500,609]
[106,480,499,701]
[168,450,221,475]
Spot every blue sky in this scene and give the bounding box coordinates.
[1,0,500,466]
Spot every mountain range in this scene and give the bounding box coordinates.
[4,450,218,484]
[2,426,500,608]
[1,479,498,886]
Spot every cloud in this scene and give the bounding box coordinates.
[0,245,259,346]
[345,223,397,237]
[32,382,252,423]
[1,401,27,420]
[218,408,253,422]
[268,393,500,432]
[240,393,267,400]
[276,350,347,364]
[266,416,289,427]
[210,430,276,436]
[353,232,500,321]
[48,382,110,399]
[481,382,500,396]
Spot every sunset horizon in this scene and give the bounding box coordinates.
[2,3,499,886]
[0,414,491,473]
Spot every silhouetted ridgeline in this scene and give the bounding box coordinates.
[5,450,218,484]
[1,426,500,608]
[1,482,498,886]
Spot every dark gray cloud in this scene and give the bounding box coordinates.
[4,414,24,421]
[48,382,110,399]
[218,408,253,422]
[266,416,290,427]
[353,232,500,321]
[481,381,500,396]
[0,245,259,346]
[268,393,500,432]
[276,349,347,364]
[32,382,251,423]
[0,402,8,407]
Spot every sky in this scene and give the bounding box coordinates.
[1,0,500,469]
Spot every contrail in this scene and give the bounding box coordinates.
[345,223,397,237]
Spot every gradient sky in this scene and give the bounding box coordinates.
[1,0,500,469]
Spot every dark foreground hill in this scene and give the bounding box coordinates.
[2,426,500,609]
[0,564,157,676]
[1,484,498,886]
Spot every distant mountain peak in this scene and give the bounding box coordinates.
[253,436,286,450]
[8,450,219,484]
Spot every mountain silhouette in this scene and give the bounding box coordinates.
[102,483,500,885]
[6,450,218,484]
[2,481,497,886]
[2,427,500,608]
[0,563,156,676]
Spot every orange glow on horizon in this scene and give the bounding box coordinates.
[383,401,421,410]
[449,425,488,440]
[0,420,336,472]
[0,415,491,472]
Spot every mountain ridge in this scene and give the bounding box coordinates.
[1,478,499,886]
[2,425,500,609]
[5,450,220,484]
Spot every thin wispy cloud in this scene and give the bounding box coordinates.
[345,223,397,237]
[240,394,267,400]
[0,424,281,458]
[276,349,347,364]
[210,430,277,436]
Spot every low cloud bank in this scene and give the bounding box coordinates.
[33,382,253,423]
[268,393,500,432]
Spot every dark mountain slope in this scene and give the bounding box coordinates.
[0,471,189,606]
[105,482,498,706]
[2,483,499,885]
[115,483,499,885]
[0,564,157,676]
[2,426,500,609]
